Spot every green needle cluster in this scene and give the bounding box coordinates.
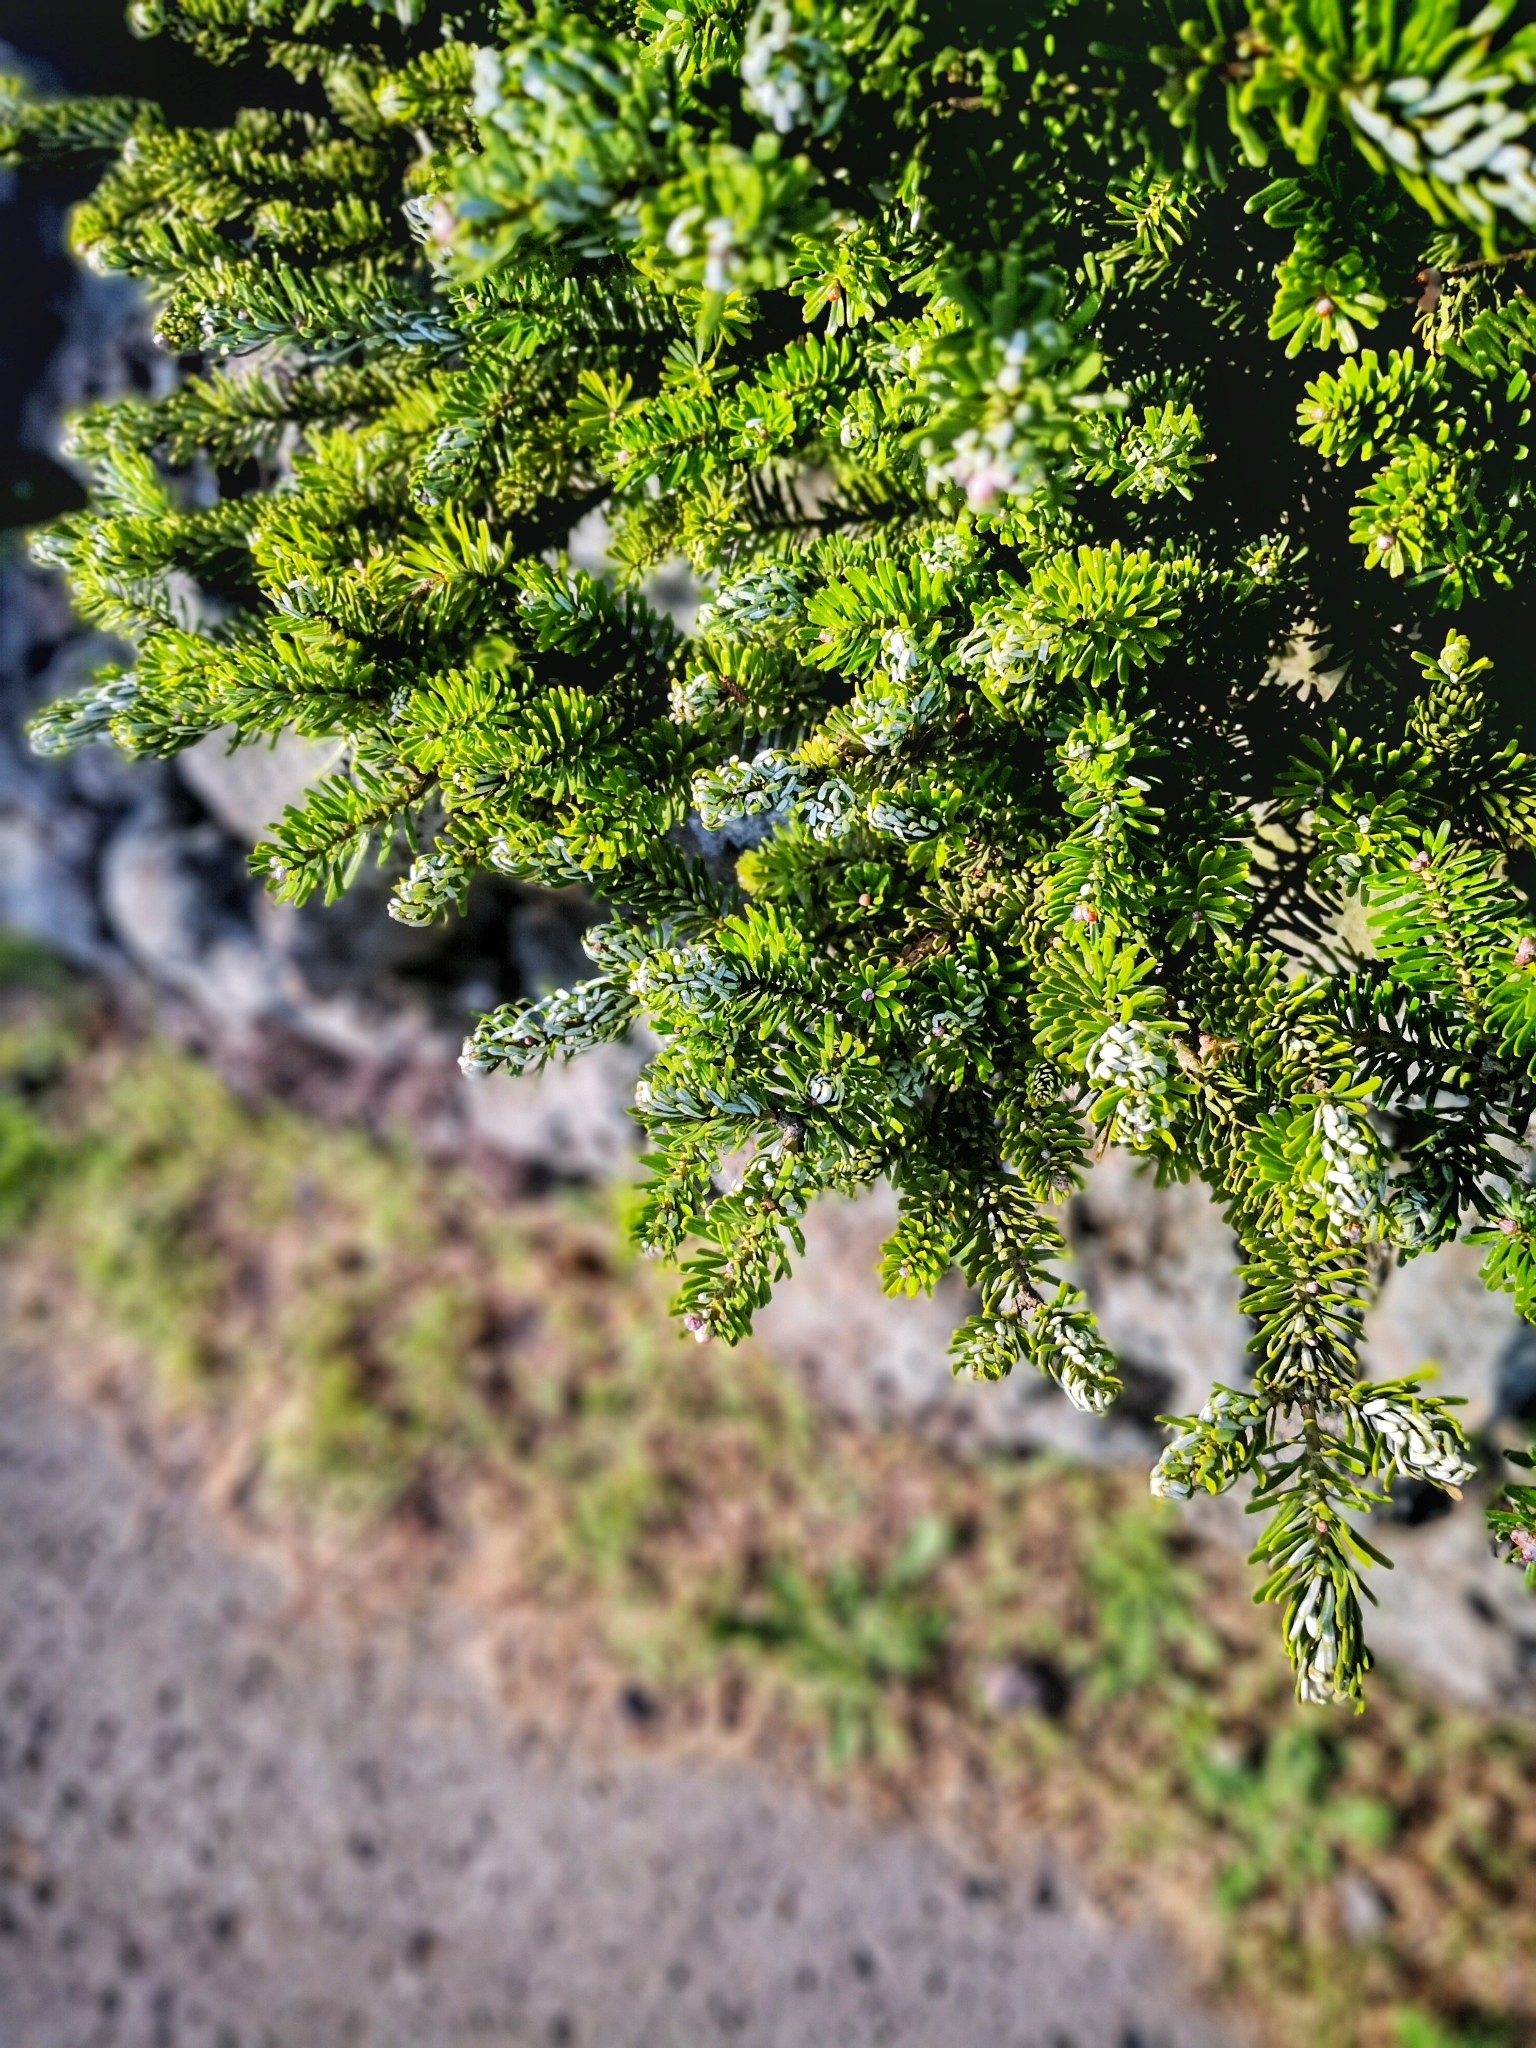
[6,0,1536,1702]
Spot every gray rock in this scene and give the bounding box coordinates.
[97,797,497,1077]
[1067,1148,1248,1426]
[460,1041,648,1183]
[1366,1494,1536,1710]
[1361,1239,1517,1427]
[1495,1319,1536,1422]
[100,802,281,1026]
[757,1184,1167,1464]
[1068,1150,1535,1432]
[177,726,344,845]
[0,809,103,964]
[1336,1872,1391,1943]
[22,266,172,447]
[1066,1164,1536,1712]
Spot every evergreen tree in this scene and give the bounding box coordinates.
[6,0,1536,1704]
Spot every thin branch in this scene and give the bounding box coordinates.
[1441,245,1536,278]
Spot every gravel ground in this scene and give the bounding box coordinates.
[0,1354,1234,2048]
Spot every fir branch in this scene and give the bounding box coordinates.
[22,0,1536,1703]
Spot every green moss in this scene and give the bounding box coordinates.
[711,1516,954,1765]
[0,930,92,1234]
[1191,1725,1396,1910]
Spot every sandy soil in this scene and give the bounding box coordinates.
[0,1350,1236,2048]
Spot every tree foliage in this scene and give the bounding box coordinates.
[6,0,1536,1703]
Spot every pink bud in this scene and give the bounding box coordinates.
[964,461,1009,511]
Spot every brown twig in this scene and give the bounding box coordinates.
[1441,245,1536,278]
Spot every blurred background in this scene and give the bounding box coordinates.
[0,8,1533,2045]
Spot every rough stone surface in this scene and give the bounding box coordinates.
[1071,1157,1536,1711]
[1363,1494,1536,1708]
[757,1185,1170,1466]
[177,728,345,847]
[1066,1152,1247,1428]
[462,1045,649,1183]
[0,1353,1234,2048]
[1065,1148,1534,1435]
